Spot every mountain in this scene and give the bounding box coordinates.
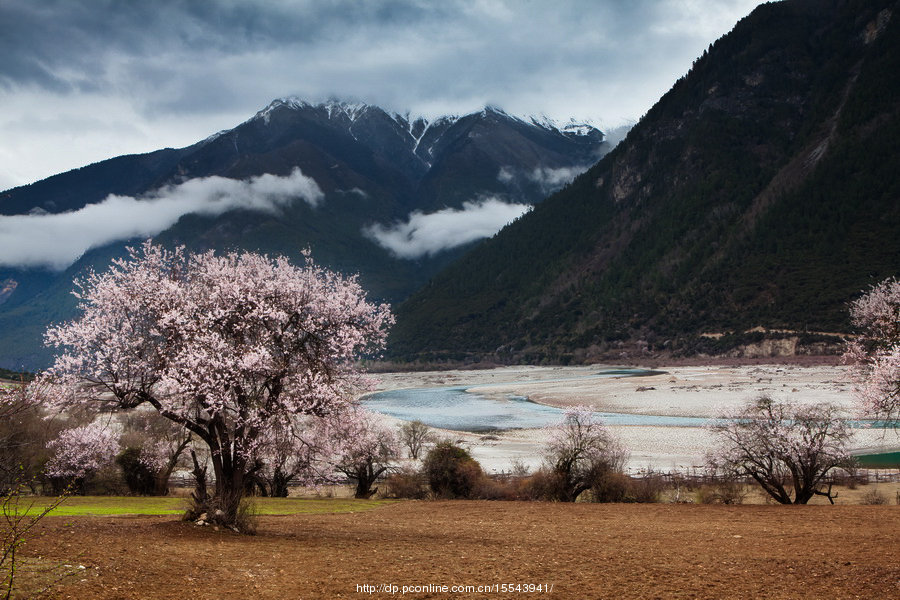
[390,0,900,364]
[0,99,613,370]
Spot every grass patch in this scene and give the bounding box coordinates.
[15,496,396,517]
[853,451,900,468]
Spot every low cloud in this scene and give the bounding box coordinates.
[0,168,322,270]
[364,197,531,259]
[497,166,515,184]
[527,165,589,194]
[338,187,369,199]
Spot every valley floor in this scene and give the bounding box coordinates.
[371,363,900,474]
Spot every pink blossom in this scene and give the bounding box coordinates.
[324,405,399,498]
[843,277,900,422]
[45,422,119,480]
[42,241,393,517]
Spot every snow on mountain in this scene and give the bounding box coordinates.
[253,98,606,156]
[529,114,600,138]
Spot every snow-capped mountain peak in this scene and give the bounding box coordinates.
[529,114,599,138]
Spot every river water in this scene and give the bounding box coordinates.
[361,369,712,432]
[362,367,896,433]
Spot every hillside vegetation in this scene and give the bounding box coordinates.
[391,0,900,363]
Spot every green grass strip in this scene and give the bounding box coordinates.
[854,451,900,468]
[14,496,396,517]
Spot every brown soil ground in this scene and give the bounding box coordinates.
[25,501,900,600]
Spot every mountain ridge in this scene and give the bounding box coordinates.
[0,98,614,370]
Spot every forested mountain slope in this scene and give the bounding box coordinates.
[391,0,900,363]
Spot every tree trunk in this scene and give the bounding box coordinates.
[207,460,248,529]
[186,449,208,520]
[271,469,291,498]
[185,429,255,532]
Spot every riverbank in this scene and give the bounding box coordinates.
[369,364,900,474]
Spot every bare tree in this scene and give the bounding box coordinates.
[0,379,67,493]
[709,396,852,504]
[398,420,434,460]
[542,406,627,502]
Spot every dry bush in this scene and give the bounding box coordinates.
[2,481,73,599]
[523,468,570,501]
[524,467,655,503]
[475,476,525,501]
[625,472,666,503]
[508,458,531,478]
[234,498,258,535]
[697,480,747,504]
[474,472,545,501]
[589,470,630,503]
[861,488,888,505]
[382,467,428,499]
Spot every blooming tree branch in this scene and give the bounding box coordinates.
[42,241,393,527]
[844,277,900,424]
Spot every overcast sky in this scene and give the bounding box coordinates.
[0,0,766,192]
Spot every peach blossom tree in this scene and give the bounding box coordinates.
[844,277,900,424]
[327,406,399,499]
[43,241,392,528]
[708,396,852,504]
[44,422,119,493]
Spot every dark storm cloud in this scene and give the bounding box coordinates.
[0,0,765,189]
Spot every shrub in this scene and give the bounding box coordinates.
[861,488,888,505]
[422,442,483,499]
[2,480,71,599]
[475,475,534,501]
[590,469,630,503]
[521,469,558,501]
[624,472,666,503]
[234,497,258,535]
[696,480,747,504]
[116,447,157,495]
[383,467,428,499]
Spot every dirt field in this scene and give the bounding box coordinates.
[26,501,900,599]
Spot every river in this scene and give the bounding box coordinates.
[361,368,713,431]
